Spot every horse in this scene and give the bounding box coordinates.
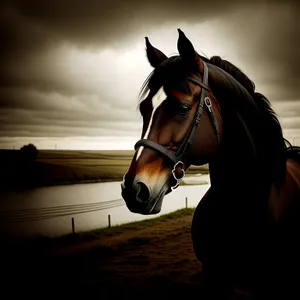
[121,29,300,299]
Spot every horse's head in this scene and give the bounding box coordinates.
[121,29,223,214]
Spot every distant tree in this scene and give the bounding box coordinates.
[20,143,39,161]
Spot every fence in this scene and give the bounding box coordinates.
[0,198,125,223]
[0,196,191,235]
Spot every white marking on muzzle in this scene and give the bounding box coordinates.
[136,87,167,160]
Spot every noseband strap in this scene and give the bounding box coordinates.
[135,139,178,164]
[134,61,220,188]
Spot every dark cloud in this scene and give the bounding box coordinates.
[0,108,141,137]
[1,0,244,51]
[0,0,299,147]
[0,87,142,138]
[272,101,300,131]
[217,3,300,101]
[1,1,296,59]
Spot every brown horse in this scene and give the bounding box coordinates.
[121,29,300,299]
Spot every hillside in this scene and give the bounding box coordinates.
[0,149,209,190]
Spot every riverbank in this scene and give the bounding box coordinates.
[0,149,209,190]
[2,208,213,297]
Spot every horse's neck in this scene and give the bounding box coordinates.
[208,154,257,195]
[208,125,270,203]
[208,144,271,228]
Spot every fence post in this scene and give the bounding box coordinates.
[72,217,75,235]
[108,214,111,228]
[185,197,188,208]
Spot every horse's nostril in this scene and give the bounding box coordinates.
[136,181,151,203]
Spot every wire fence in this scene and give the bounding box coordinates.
[0,198,125,224]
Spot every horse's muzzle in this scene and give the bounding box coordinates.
[121,178,163,215]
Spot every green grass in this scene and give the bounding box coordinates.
[0,149,209,190]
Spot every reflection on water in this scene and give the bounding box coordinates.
[0,175,210,241]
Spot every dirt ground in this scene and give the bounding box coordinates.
[2,214,220,298]
[2,212,296,299]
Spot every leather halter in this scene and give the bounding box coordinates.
[134,61,220,189]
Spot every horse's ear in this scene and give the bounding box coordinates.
[177,29,199,67]
[145,37,168,68]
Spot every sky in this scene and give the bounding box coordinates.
[0,0,299,150]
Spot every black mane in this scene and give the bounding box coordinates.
[206,55,288,187]
[138,53,289,188]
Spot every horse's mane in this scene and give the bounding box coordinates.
[206,55,289,188]
[138,53,290,188]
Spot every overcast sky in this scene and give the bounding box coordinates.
[0,0,299,150]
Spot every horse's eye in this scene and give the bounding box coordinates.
[166,99,191,117]
[176,104,191,116]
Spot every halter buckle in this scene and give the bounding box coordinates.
[204,97,212,112]
[171,161,185,190]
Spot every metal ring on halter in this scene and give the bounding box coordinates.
[204,97,212,112]
[171,161,185,190]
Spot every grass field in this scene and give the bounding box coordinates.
[0,149,209,190]
[3,208,208,296]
